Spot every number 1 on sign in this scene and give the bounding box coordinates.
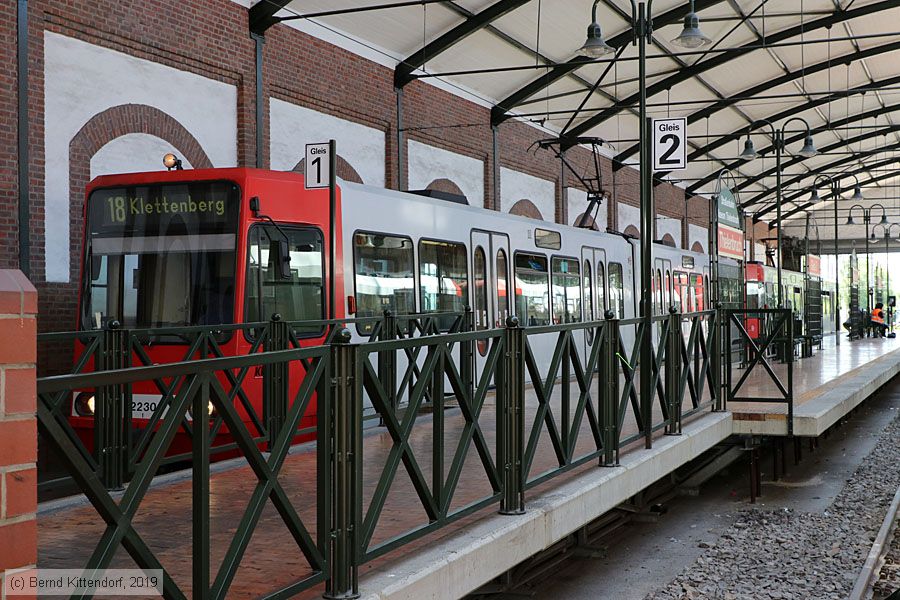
[304,143,331,189]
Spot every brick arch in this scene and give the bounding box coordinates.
[509,199,543,220]
[68,103,214,281]
[691,241,704,253]
[659,233,676,247]
[624,225,641,239]
[292,156,364,184]
[573,213,599,231]
[426,178,467,202]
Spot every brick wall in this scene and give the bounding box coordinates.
[8,0,716,338]
[0,271,38,591]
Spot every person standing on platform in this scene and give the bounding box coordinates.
[872,303,888,337]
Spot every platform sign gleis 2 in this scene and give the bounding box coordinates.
[651,117,687,171]
[304,143,331,189]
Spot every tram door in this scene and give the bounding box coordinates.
[654,258,673,343]
[471,230,511,381]
[581,247,607,361]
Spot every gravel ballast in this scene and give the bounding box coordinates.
[647,412,900,600]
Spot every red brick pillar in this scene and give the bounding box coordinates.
[0,271,38,592]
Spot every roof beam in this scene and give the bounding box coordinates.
[618,39,900,172]
[772,157,900,225]
[395,0,532,88]
[739,123,900,207]
[490,0,729,126]
[560,0,896,143]
[249,0,291,35]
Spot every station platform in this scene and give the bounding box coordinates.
[730,335,900,437]
[35,334,900,600]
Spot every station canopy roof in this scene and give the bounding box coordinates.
[252,0,900,241]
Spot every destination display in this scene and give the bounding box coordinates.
[89,181,239,236]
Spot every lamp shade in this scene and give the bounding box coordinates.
[852,184,864,201]
[879,213,889,226]
[797,134,817,158]
[846,215,856,225]
[739,138,758,160]
[580,22,616,57]
[809,188,820,205]
[671,12,712,48]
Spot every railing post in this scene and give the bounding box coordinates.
[96,320,129,490]
[498,316,525,515]
[601,312,619,466]
[324,328,360,600]
[718,304,728,411]
[665,307,682,436]
[710,308,723,412]
[263,313,289,450]
[378,309,397,417]
[460,307,475,402]
[786,311,794,437]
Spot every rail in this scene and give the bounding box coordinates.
[36,308,721,599]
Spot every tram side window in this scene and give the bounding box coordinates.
[246,225,324,333]
[596,261,606,315]
[420,239,468,331]
[515,252,550,326]
[497,249,509,327]
[583,260,594,321]
[608,262,625,319]
[694,275,704,312]
[353,232,415,335]
[474,247,488,330]
[551,257,581,324]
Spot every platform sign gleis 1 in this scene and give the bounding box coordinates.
[304,143,331,189]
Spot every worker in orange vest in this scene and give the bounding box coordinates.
[871,303,888,337]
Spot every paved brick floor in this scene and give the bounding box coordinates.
[728,334,899,417]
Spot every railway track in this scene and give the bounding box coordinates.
[850,484,900,600]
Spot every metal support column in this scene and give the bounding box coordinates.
[97,321,129,490]
[499,316,525,515]
[665,308,682,436]
[395,88,404,190]
[601,313,620,466]
[325,329,360,600]
[17,0,29,276]
[263,313,289,449]
[637,1,654,451]
[253,33,265,169]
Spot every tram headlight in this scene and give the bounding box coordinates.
[188,401,216,420]
[74,392,95,417]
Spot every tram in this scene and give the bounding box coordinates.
[65,163,763,448]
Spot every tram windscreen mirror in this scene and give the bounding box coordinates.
[272,239,292,280]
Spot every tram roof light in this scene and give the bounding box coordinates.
[739,138,758,161]
[671,10,712,49]
[579,21,616,57]
[797,134,817,158]
[163,153,183,170]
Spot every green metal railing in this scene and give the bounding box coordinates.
[725,308,794,435]
[36,308,721,599]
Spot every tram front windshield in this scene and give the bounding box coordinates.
[82,181,239,329]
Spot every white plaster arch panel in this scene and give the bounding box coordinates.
[500,167,555,222]
[617,202,641,235]
[44,32,238,282]
[407,140,484,208]
[688,224,708,254]
[269,99,385,187]
[656,216,682,247]
[755,243,767,261]
[91,134,194,177]
[567,188,607,229]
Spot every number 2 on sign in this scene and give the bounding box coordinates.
[658,134,680,165]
